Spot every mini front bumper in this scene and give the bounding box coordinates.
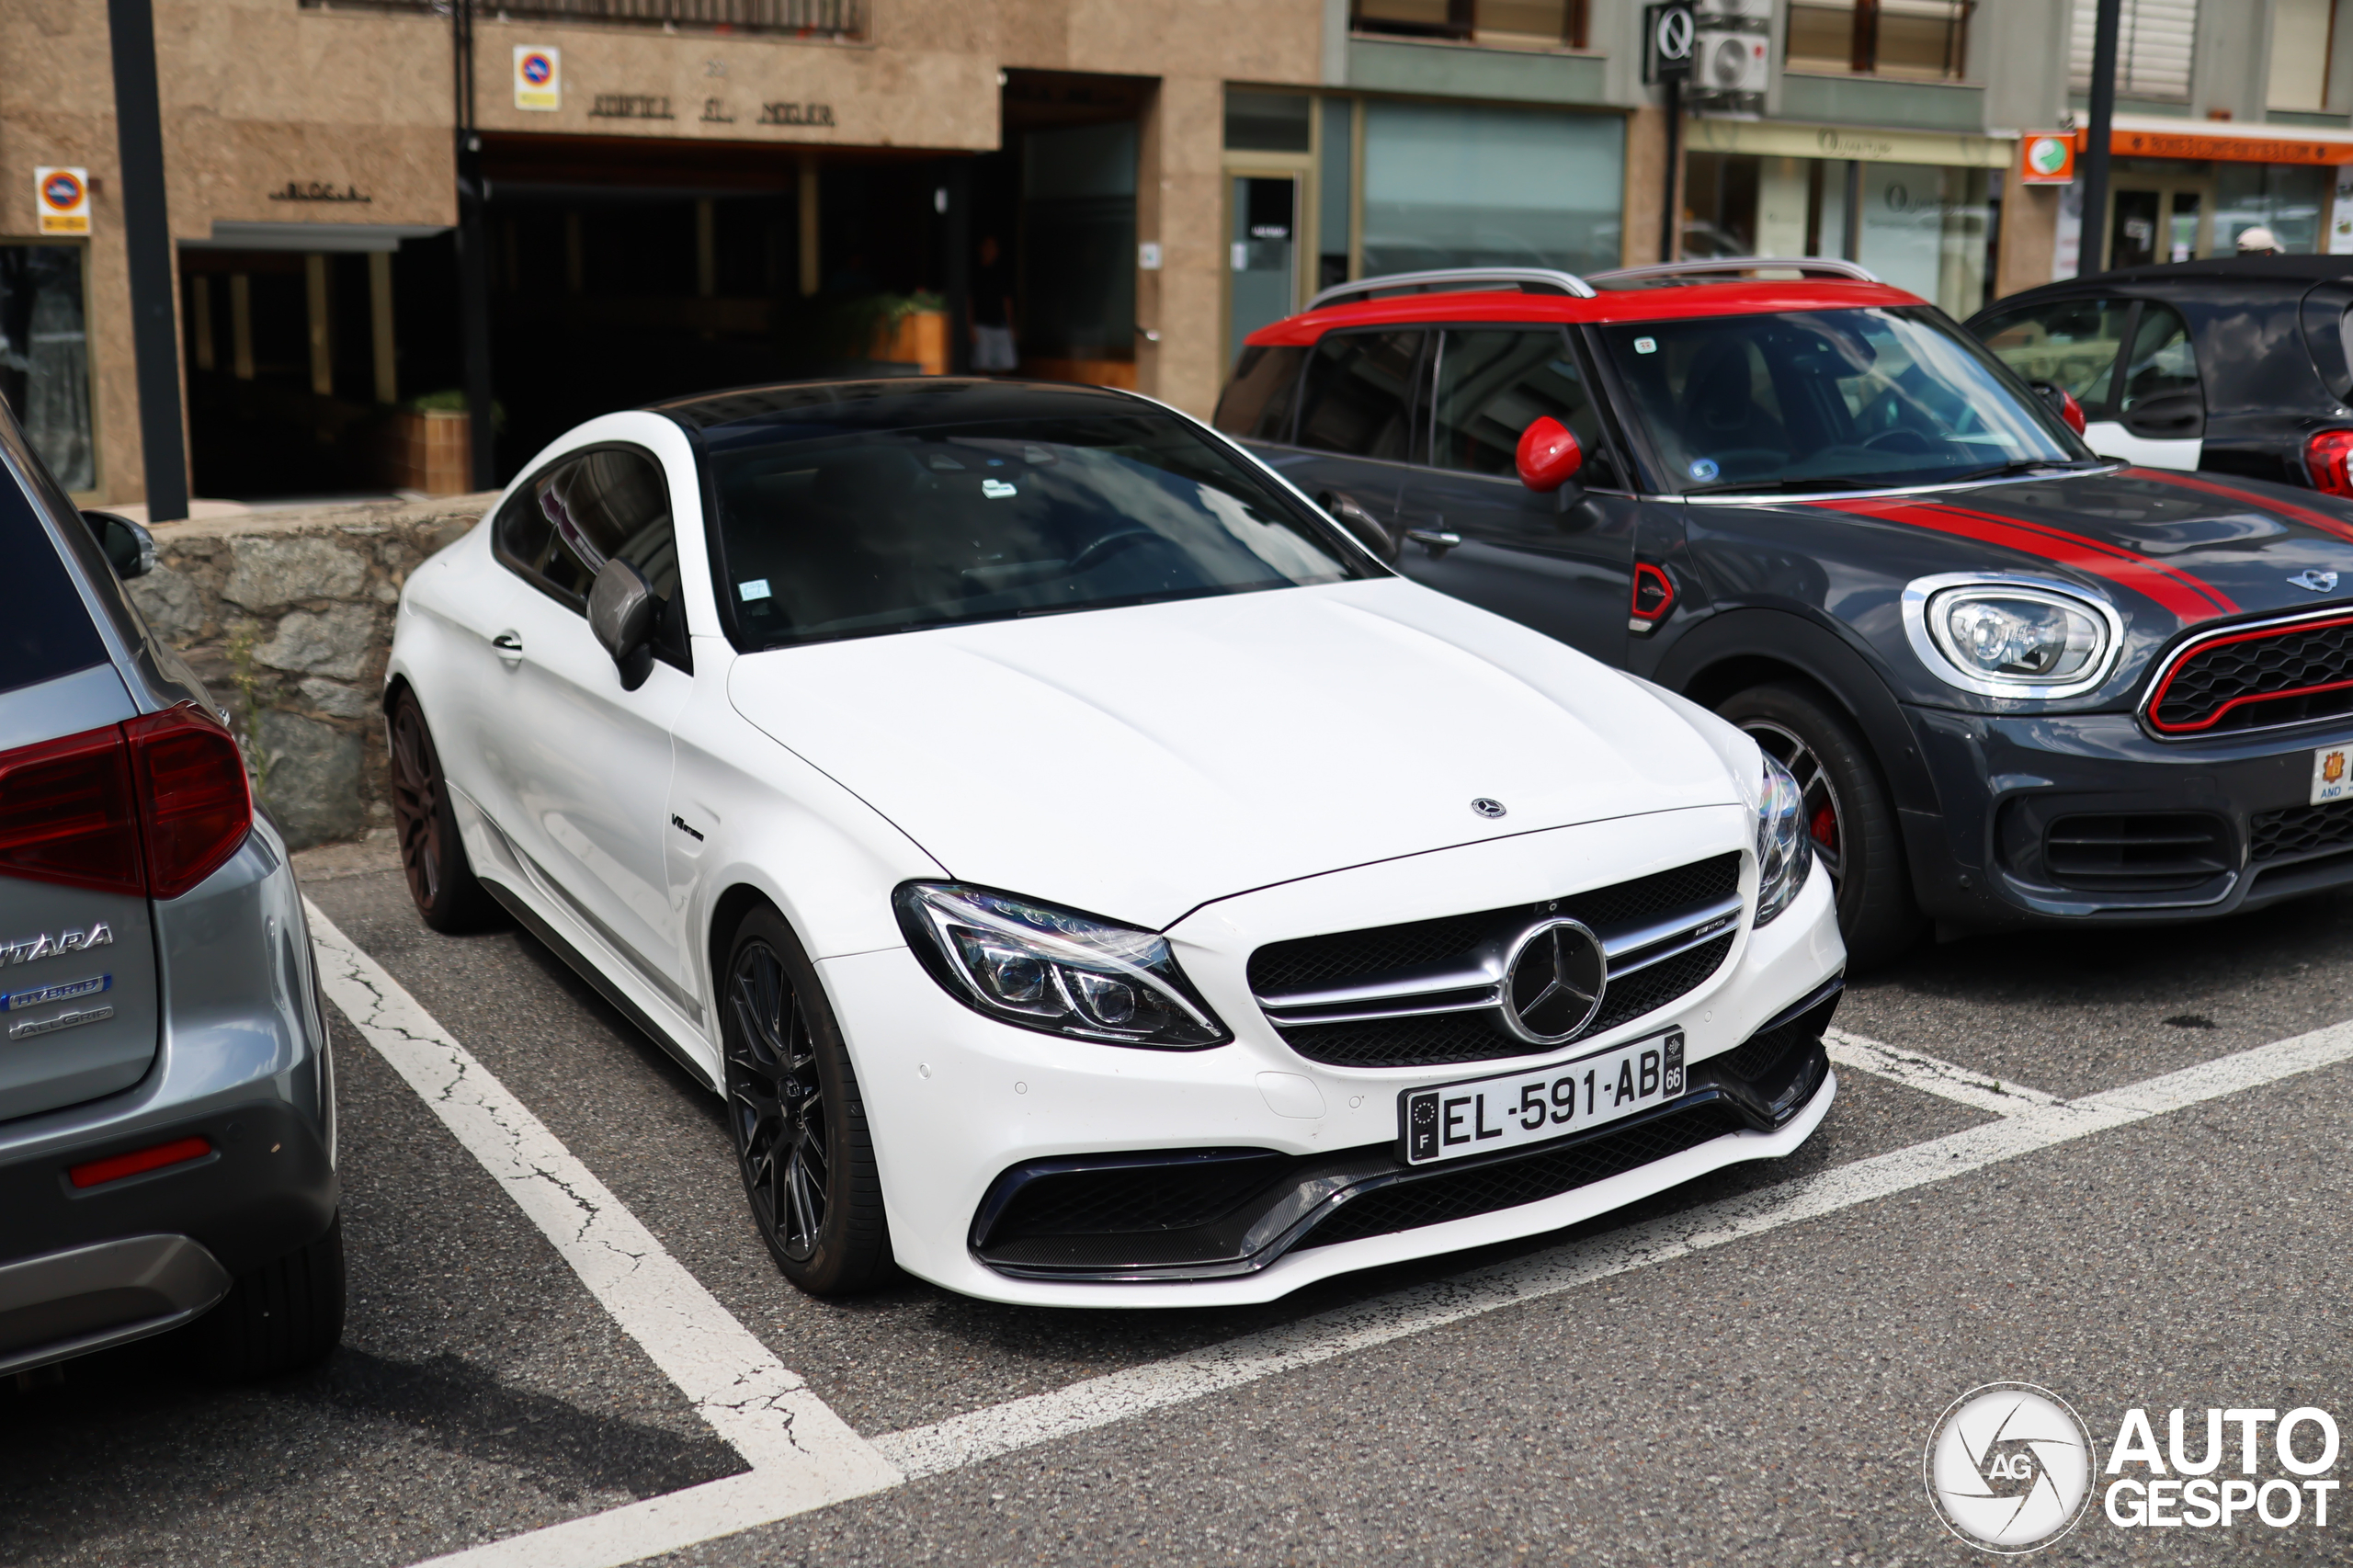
[1904,704,2353,926]
[824,836,1843,1309]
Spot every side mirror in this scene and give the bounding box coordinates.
[587,557,657,690]
[1515,417,1585,494]
[2029,379,2088,436]
[80,510,155,580]
[1319,490,1398,563]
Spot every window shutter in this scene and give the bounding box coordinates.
[2070,0,2199,101]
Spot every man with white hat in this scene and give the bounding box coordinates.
[2237,225,2282,256]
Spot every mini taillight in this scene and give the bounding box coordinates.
[0,705,250,901]
[0,726,142,894]
[125,706,253,900]
[2306,429,2353,496]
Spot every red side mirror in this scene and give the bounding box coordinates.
[2059,389,2086,436]
[1516,416,1584,493]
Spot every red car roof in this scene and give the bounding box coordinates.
[1245,278,1928,347]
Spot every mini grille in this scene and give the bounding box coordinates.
[2042,812,2230,892]
[1275,932,1736,1068]
[2250,798,2353,863]
[1246,854,1740,997]
[2152,619,2353,735]
[1298,1103,1748,1249]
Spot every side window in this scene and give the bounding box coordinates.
[1972,298,2131,415]
[494,447,688,666]
[1430,329,1617,486]
[2117,301,2203,432]
[1292,329,1427,462]
[1212,345,1308,441]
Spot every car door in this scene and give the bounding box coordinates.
[2097,299,2205,470]
[1246,328,1430,541]
[480,445,696,1007]
[1389,325,1641,664]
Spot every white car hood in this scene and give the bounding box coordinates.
[726,579,1742,928]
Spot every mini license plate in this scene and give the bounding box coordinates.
[2313,744,2353,806]
[1400,1029,1685,1166]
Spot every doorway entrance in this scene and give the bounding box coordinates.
[1228,174,1299,367]
[2109,180,2212,267]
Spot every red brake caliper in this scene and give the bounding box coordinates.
[1810,804,1838,852]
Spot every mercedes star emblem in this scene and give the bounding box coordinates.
[1471,798,1507,819]
[1500,918,1607,1045]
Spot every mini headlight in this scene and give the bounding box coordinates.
[1754,752,1811,927]
[1905,577,2120,699]
[892,882,1229,1049]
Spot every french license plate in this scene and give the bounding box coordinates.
[1400,1029,1686,1166]
[2313,744,2353,806]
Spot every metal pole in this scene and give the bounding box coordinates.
[105,0,188,521]
[1658,75,1681,264]
[453,0,496,490]
[2080,0,2122,277]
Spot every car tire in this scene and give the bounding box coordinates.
[387,688,501,934]
[1716,681,1923,971]
[194,1213,346,1380]
[721,905,893,1296]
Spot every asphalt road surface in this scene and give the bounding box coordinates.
[6,840,2350,1567]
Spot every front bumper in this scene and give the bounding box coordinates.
[827,809,1845,1308]
[1904,704,2353,927]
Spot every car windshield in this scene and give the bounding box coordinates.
[1597,306,2089,495]
[707,411,1370,648]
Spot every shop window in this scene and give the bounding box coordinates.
[1360,101,1623,278]
[2068,0,2197,101]
[0,244,96,493]
[1226,92,1313,154]
[2215,164,2327,254]
[1854,163,1992,321]
[1350,0,1588,50]
[1786,0,1972,81]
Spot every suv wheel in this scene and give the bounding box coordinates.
[388,689,500,933]
[1717,682,1923,970]
[721,905,892,1295]
[194,1213,346,1379]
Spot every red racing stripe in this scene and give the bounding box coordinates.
[1814,496,2238,620]
[2125,466,2353,546]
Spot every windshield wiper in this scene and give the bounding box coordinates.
[1947,459,2098,484]
[1684,475,1885,495]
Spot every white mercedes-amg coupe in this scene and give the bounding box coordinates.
[386,378,1843,1307]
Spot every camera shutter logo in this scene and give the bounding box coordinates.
[35,167,89,234]
[1925,1383,2096,1552]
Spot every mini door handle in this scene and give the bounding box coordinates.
[492,631,524,661]
[1405,528,1461,558]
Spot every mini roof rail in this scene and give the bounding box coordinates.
[1586,256,1882,285]
[1305,267,1598,312]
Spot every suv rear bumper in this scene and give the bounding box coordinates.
[1904,704,2353,927]
[0,1234,232,1377]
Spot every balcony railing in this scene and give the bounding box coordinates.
[299,0,865,40]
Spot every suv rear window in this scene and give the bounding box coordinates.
[0,462,107,697]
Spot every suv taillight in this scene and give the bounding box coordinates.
[0,705,251,901]
[2306,430,2353,496]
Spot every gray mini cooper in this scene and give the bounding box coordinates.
[0,401,340,1381]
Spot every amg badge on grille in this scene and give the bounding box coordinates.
[1471,798,1506,819]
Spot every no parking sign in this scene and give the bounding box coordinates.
[514,46,560,112]
[34,166,89,233]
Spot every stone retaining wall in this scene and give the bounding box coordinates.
[126,494,497,851]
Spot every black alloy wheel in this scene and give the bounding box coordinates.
[1717,681,1923,971]
[387,690,499,933]
[722,906,891,1295]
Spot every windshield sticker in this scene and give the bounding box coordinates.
[1688,459,1720,482]
[982,480,1018,499]
[1633,336,1657,354]
[738,579,772,601]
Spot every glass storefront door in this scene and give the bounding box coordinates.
[1229,175,1299,368]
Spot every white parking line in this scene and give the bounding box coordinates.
[304,903,902,1566]
[313,901,2353,1567]
[1823,1026,2063,1114]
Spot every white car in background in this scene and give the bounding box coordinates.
[385,378,1844,1307]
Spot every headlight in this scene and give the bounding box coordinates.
[893,882,1229,1049]
[1902,574,2122,699]
[1754,752,1811,927]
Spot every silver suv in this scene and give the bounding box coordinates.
[0,401,340,1381]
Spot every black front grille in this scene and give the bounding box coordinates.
[2042,812,2231,892]
[2151,618,2353,735]
[1246,855,1738,996]
[983,1152,1292,1244]
[1298,1102,1749,1250]
[2250,798,2353,863]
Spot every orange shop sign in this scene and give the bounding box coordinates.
[2097,127,2353,165]
[2018,133,2075,184]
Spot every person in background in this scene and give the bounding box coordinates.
[2237,226,2282,256]
[972,233,1017,373]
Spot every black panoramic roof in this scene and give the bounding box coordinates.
[651,377,1148,439]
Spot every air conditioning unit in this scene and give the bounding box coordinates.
[1689,0,1769,119]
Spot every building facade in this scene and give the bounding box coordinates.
[4,0,2350,511]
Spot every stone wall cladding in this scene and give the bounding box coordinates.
[126,494,496,851]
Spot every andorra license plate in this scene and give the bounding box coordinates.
[1399,1029,1686,1167]
[2313,744,2353,806]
